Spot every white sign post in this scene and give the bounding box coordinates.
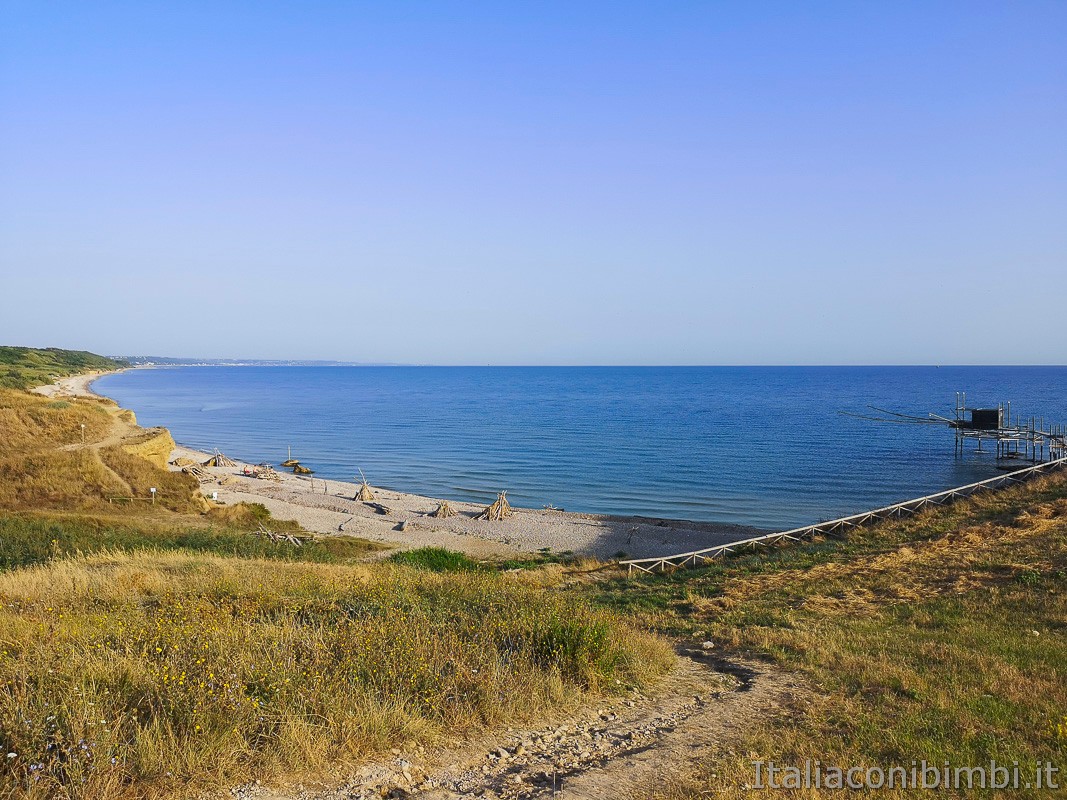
[150,487,157,505]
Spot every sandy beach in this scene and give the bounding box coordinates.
[39,370,766,560]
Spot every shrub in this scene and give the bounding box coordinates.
[388,546,481,572]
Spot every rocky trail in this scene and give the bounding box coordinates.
[242,647,802,800]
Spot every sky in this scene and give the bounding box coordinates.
[1,2,1065,365]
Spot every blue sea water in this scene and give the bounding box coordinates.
[95,366,1067,531]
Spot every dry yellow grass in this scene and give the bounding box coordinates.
[0,551,672,799]
[0,391,113,454]
[0,389,202,514]
[703,479,1067,619]
[0,449,127,510]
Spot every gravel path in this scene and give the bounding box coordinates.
[235,648,803,800]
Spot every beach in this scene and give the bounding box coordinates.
[39,370,765,560]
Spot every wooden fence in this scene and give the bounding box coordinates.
[620,457,1067,575]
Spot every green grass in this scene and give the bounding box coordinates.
[0,346,126,390]
[388,546,482,571]
[660,569,1067,799]
[499,549,584,570]
[0,514,383,572]
[389,546,593,573]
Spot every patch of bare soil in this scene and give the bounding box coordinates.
[242,649,802,800]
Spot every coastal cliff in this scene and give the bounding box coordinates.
[118,426,177,470]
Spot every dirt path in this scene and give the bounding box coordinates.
[59,418,143,453]
[90,448,133,495]
[240,649,801,800]
[51,400,141,493]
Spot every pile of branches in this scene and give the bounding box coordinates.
[244,464,281,481]
[479,491,512,521]
[430,500,456,518]
[180,464,212,483]
[253,526,308,546]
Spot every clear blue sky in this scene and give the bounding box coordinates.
[2,2,1064,364]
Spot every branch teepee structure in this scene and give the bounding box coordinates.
[203,448,237,468]
[355,469,376,502]
[478,491,512,521]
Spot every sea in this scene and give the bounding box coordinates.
[95,366,1067,531]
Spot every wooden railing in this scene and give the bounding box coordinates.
[620,457,1067,575]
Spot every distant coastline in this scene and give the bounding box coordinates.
[113,356,412,367]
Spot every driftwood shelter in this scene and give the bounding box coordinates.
[355,469,376,502]
[478,491,512,521]
[202,449,237,468]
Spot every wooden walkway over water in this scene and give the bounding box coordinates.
[620,457,1067,575]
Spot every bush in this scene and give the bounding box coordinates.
[389,546,482,572]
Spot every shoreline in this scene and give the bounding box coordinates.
[37,369,767,560]
[32,369,124,399]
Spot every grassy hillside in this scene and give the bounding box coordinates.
[0,387,199,514]
[0,346,127,390]
[578,473,1067,799]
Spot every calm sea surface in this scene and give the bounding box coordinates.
[95,366,1067,530]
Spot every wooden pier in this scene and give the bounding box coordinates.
[620,456,1067,575]
[952,392,1067,463]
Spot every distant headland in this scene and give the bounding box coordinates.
[112,355,409,367]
